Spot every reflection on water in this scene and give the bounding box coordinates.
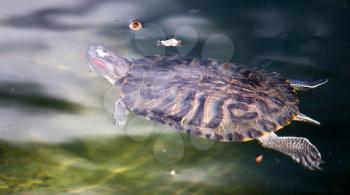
[0,135,248,194]
[0,135,325,194]
[0,0,350,194]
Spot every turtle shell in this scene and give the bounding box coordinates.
[118,55,299,142]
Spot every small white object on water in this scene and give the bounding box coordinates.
[169,169,176,176]
[157,38,183,47]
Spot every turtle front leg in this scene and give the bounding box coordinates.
[113,98,130,129]
[257,132,322,170]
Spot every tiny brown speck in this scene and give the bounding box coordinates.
[129,20,142,31]
[255,154,263,163]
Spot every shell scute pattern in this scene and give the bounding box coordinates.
[121,55,299,142]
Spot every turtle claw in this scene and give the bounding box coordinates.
[112,117,121,127]
[112,116,123,128]
[115,118,127,129]
[288,141,322,170]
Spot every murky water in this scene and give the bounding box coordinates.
[0,0,349,194]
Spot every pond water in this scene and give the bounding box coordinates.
[0,0,349,194]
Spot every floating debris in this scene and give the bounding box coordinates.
[129,19,143,31]
[157,38,183,47]
[255,154,264,163]
[168,169,176,176]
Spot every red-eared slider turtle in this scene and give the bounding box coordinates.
[87,45,327,170]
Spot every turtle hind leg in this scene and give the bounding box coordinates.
[257,132,322,170]
[288,79,328,91]
[113,98,130,129]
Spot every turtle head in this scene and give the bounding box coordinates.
[87,45,130,84]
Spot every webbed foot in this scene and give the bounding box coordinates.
[258,132,322,170]
[113,98,130,129]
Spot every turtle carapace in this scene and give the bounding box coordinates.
[87,45,327,170]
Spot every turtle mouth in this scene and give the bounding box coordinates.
[87,46,115,73]
[87,46,100,70]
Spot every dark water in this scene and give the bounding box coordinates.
[0,0,349,194]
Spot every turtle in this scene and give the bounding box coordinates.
[87,45,328,170]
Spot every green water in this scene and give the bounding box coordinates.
[0,134,334,195]
[0,136,260,194]
[1,0,350,194]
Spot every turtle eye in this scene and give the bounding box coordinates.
[96,48,110,58]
